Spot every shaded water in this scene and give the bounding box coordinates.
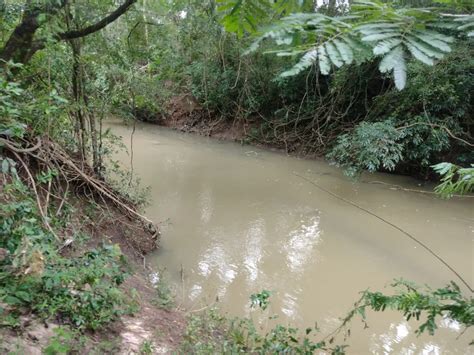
[109,120,473,353]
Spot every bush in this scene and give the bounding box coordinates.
[328,43,474,177]
[327,120,404,177]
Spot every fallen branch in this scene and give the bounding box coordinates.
[364,180,474,198]
[0,137,41,153]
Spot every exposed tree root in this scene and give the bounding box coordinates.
[0,135,159,246]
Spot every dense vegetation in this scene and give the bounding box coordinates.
[0,0,472,353]
[97,0,473,179]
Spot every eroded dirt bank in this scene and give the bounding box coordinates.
[0,174,186,354]
[154,94,251,142]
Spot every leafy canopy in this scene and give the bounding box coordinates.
[219,0,474,89]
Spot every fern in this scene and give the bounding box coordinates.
[453,14,474,37]
[246,13,367,77]
[221,0,473,90]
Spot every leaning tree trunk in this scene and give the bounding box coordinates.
[1,0,136,67]
[70,39,87,161]
[0,8,42,65]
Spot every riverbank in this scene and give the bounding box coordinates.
[143,94,473,182]
[151,94,319,158]
[0,154,186,353]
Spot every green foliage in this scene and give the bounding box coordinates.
[327,120,404,177]
[328,42,473,177]
[44,327,85,355]
[433,162,474,197]
[0,177,130,330]
[0,72,68,141]
[151,272,175,310]
[217,0,311,37]
[241,0,472,89]
[355,280,474,336]
[217,0,273,37]
[138,340,154,354]
[250,289,272,310]
[179,307,331,354]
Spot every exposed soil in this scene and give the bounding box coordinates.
[156,94,250,142]
[147,94,322,160]
[91,208,187,354]
[0,186,186,354]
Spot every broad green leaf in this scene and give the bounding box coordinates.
[318,45,331,75]
[373,38,402,55]
[325,42,344,67]
[333,39,354,64]
[406,43,434,65]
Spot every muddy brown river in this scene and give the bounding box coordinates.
[109,120,473,354]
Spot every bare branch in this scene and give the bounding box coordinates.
[58,0,137,40]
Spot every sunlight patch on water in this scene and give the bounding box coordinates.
[370,321,411,354]
[281,291,300,318]
[243,218,265,282]
[282,214,322,273]
[198,187,214,224]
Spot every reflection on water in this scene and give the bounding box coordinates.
[282,215,322,273]
[109,120,473,354]
[370,321,411,354]
[243,218,264,282]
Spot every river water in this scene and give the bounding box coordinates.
[108,120,473,354]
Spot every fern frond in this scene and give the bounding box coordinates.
[379,45,406,90]
[318,45,331,75]
[373,38,402,55]
[406,43,434,65]
[333,39,354,64]
[453,14,474,37]
[413,31,452,52]
[280,48,318,77]
[405,37,445,59]
[234,0,468,89]
[325,42,344,67]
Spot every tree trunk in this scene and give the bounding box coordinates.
[70,39,87,161]
[0,0,136,66]
[0,8,41,65]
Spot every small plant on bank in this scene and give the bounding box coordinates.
[151,271,175,310]
[250,289,272,311]
[44,326,85,355]
[138,340,154,354]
